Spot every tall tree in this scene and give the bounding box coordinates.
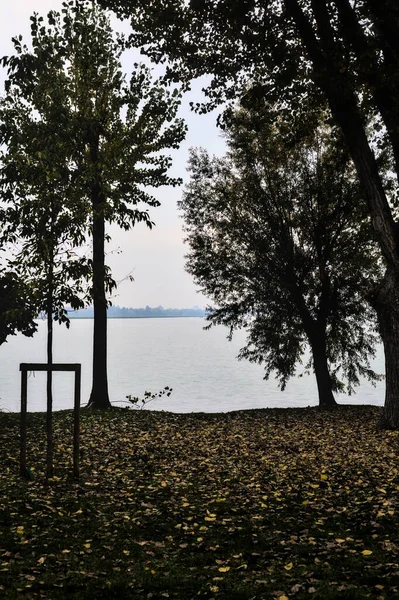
[99,0,399,427]
[1,0,186,409]
[181,105,381,406]
[0,40,91,473]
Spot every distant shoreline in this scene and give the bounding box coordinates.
[67,305,207,319]
[67,315,205,319]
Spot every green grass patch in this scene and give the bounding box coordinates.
[1,405,399,599]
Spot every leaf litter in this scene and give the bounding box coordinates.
[0,405,398,599]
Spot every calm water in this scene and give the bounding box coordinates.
[0,318,385,413]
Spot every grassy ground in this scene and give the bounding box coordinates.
[1,405,399,599]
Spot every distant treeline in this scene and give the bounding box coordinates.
[68,305,206,319]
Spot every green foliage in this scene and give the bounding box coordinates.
[180,104,382,400]
[98,0,399,268]
[0,0,187,408]
[0,0,187,302]
[98,0,399,426]
[0,3,95,325]
[1,406,399,598]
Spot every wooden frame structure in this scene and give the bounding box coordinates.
[19,363,81,479]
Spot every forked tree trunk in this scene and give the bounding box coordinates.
[374,269,399,428]
[87,196,111,409]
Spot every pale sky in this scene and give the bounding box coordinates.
[0,0,227,309]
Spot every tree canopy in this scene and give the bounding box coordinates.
[0,0,187,409]
[99,0,399,427]
[181,103,381,405]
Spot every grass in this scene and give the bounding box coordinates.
[1,405,399,599]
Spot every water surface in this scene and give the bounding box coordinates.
[0,318,385,413]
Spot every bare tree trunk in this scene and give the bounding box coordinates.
[46,259,54,479]
[87,195,111,409]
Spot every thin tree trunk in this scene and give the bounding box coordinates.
[46,259,54,479]
[87,195,111,409]
[373,269,399,428]
[310,335,338,407]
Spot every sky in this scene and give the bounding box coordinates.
[0,1,227,309]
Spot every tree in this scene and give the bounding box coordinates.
[1,0,187,409]
[0,36,91,473]
[99,0,399,427]
[0,269,37,346]
[180,104,381,406]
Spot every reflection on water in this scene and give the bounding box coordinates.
[0,318,385,413]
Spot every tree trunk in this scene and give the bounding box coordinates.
[285,0,399,268]
[373,269,399,428]
[87,195,111,409]
[285,0,399,427]
[46,260,54,479]
[310,335,338,407]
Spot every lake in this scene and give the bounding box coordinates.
[0,317,385,413]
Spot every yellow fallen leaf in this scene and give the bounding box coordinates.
[210,586,219,593]
[218,566,230,572]
[16,526,24,535]
[362,550,373,556]
[320,474,328,480]
[38,557,46,565]
[278,596,289,600]
[284,562,293,571]
[83,543,90,549]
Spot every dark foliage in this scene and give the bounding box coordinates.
[180,106,382,404]
[0,271,37,345]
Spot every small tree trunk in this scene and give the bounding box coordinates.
[374,269,399,428]
[46,261,54,479]
[310,335,338,407]
[87,196,111,409]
